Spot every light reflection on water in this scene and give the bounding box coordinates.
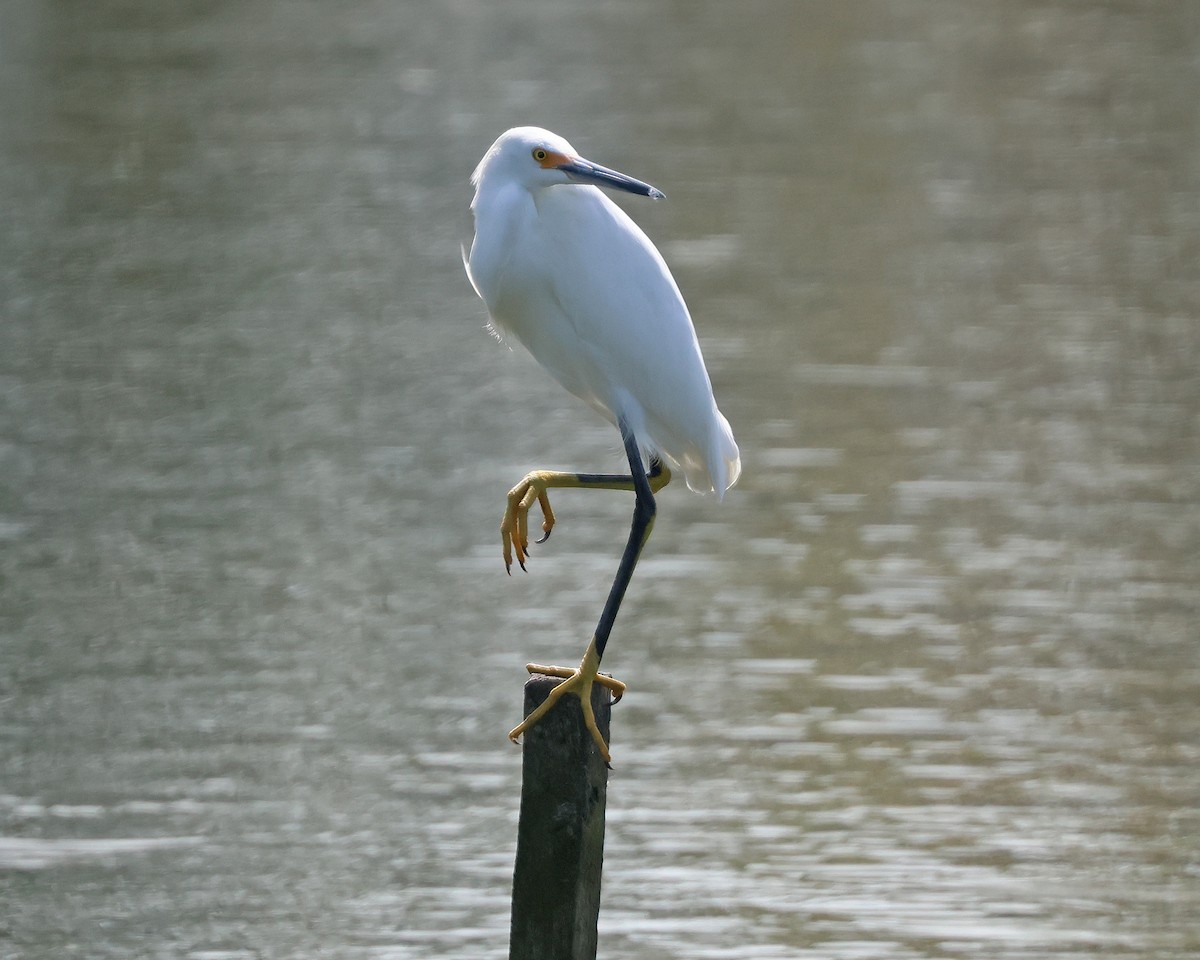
[2,0,1198,958]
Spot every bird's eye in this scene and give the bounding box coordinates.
[532,148,548,162]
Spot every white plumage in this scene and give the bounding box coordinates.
[465,126,740,496]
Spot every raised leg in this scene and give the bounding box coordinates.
[502,457,670,573]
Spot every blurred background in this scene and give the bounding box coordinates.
[1,1,1198,957]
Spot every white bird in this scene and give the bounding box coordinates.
[465,126,739,761]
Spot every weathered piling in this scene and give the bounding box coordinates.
[509,674,612,960]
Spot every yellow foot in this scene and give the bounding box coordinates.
[501,471,558,574]
[508,640,624,763]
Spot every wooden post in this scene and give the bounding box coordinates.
[509,674,612,960]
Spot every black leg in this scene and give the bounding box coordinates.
[592,422,658,662]
[505,430,666,759]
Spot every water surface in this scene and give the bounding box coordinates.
[1,2,1197,958]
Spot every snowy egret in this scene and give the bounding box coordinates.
[465,126,740,761]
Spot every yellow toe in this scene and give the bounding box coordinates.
[508,639,616,762]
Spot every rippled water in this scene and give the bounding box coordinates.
[2,2,1198,958]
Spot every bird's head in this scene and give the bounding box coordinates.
[472,126,665,200]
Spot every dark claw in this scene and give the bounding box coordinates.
[536,528,552,545]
